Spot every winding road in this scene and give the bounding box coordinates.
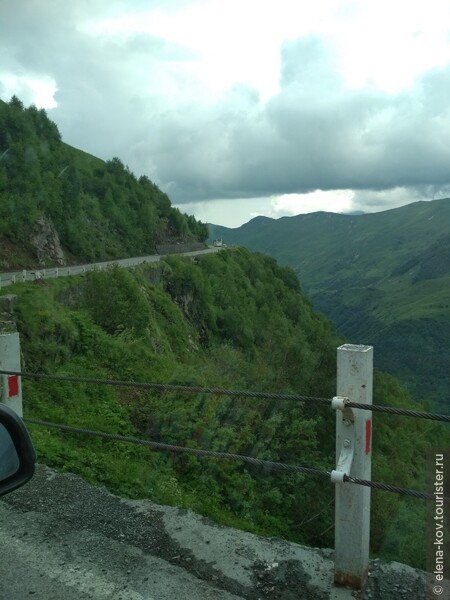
[0,247,220,288]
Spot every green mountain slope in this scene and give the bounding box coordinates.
[209,199,450,411]
[0,96,208,269]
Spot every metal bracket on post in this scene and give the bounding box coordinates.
[331,399,355,483]
[331,396,348,411]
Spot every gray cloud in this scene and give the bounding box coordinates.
[125,36,450,203]
[2,1,450,207]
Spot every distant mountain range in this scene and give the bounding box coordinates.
[209,198,450,411]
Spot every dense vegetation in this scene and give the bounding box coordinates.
[209,200,450,412]
[5,249,447,569]
[0,96,207,268]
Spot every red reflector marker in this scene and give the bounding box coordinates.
[8,375,19,398]
[365,419,372,455]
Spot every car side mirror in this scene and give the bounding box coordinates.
[0,404,36,497]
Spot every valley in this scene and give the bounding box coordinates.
[209,199,450,412]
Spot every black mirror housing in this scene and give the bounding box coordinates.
[0,404,36,497]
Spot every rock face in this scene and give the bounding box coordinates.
[0,294,17,333]
[30,218,66,265]
[0,294,17,315]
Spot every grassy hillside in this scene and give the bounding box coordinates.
[0,96,208,269]
[209,199,450,411]
[2,249,445,569]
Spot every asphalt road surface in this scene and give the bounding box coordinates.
[0,465,431,600]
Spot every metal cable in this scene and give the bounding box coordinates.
[344,474,450,503]
[3,369,448,499]
[345,401,450,422]
[3,370,450,421]
[0,370,332,405]
[25,418,331,478]
[26,418,447,502]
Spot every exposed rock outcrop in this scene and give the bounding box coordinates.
[0,294,17,333]
[30,217,66,266]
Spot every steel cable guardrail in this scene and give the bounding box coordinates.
[2,369,450,422]
[4,340,447,585]
[343,475,450,502]
[2,369,449,502]
[25,418,450,503]
[345,400,450,422]
[0,370,332,405]
[25,418,330,478]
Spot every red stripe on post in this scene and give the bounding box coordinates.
[8,375,19,398]
[365,419,372,455]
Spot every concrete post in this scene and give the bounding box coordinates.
[0,332,22,417]
[334,344,373,588]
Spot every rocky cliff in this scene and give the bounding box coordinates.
[30,217,66,266]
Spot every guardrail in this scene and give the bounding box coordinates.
[0,247,219,289]
[0,333,448,591]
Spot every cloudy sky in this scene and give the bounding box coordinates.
[2,0,450,226]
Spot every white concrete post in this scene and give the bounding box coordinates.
[0,332,22,417]
[334,344,373,588]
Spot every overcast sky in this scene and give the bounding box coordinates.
[2,0,450,226]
